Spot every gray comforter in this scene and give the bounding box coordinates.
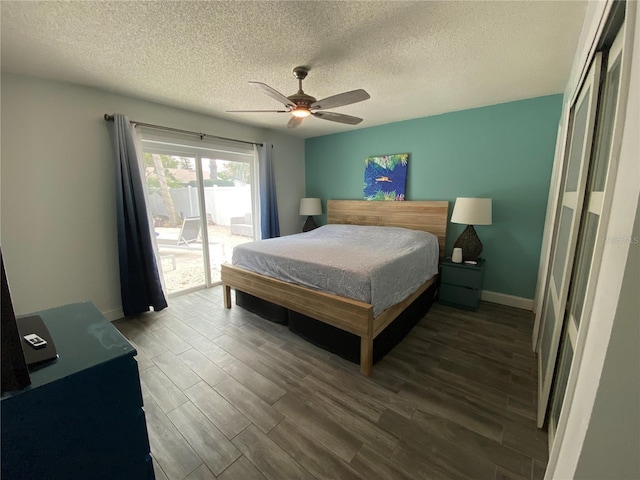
[232,224,439,316]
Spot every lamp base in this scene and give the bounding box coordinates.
[453,224,483,261]
[302,216,318,232]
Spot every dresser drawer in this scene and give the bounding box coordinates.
[441,264,484,288]
[440,284,480,310]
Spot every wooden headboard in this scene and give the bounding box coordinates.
[327,200,449,261]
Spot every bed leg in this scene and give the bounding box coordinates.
[360,336,373,376]
[223,284,231,309]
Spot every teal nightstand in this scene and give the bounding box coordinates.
[439,258,485,310]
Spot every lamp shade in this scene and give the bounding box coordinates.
[451,198,492,225]
[299,198,322,216]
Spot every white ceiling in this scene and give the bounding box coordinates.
[1,1,586,139]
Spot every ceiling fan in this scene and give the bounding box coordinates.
[226,66,370,129]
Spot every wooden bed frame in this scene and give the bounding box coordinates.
[222,200,449,376]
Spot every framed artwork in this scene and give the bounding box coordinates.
[364,153,408,201]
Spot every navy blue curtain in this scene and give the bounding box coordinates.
[111,114,167,317]
[257,142,280,239]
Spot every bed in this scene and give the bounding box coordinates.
[221,200,449,375]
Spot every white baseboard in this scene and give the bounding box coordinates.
[103,307,125,322]
[481,290,534,311]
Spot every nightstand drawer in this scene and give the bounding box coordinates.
[440,284,481,309]
[441,265,483,288]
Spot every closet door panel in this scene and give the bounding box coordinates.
[591,55,621,191]
[550,206,574,293]
[539,290,556,377]
[533,115,570,348]
[536,53,602,428]
[569,212,599,327]
[549,338,574,438]
[548,31,625,438]
[564,98,590,193]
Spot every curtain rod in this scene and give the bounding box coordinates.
[103,114,263,147]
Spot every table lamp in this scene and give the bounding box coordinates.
[299,198,322,232]
[450,197,492,261]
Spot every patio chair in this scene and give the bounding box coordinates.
[177,217,201,246]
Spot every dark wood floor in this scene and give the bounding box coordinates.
[114,287,548,480]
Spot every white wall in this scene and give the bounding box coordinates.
[573,195,640,479]
[268,129,306,234]
[546,1,640,478]
[0,73,305,319]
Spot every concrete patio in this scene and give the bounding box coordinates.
[155,224,253,294]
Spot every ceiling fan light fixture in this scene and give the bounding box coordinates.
[291,107,311,118]
[237,68,369,127]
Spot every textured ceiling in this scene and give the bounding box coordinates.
[1,1,586,139]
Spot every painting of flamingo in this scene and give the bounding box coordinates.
[364,153,408,201]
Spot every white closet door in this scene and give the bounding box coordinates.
[548,31,624,439]
[537,53,602,427]
[532,111,571,350]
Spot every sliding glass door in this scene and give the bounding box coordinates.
[140,130,257,295]
[199,156,256,284]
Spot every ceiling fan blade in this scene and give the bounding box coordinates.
[249,82,296,108]
[310,89,370,110]
[312,111,363,125]
[226,110,288,113]
[287,116,305,129]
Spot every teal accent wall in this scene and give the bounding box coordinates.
[305,95,563,299]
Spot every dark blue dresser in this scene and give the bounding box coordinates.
[1,302,155,479]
